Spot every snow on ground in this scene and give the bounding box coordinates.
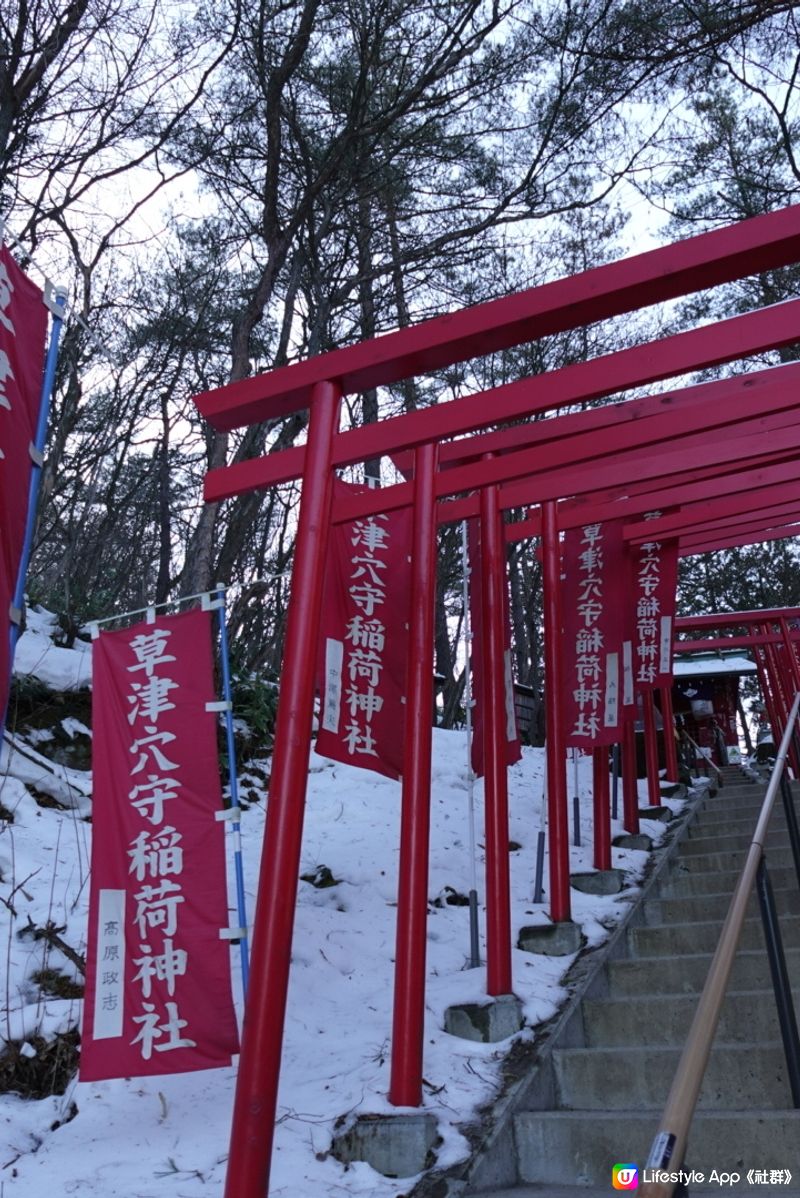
[0,612,685,1197]
[11,608,92,692]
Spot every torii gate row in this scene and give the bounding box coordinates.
[466,438,800,544]
[203,299,800,505]
[672,629,800,784]
[677,607,800,631]
[630,518,800,763]
[675,608,800,785]
[335,380,800,524]
[205,346,800,534]
[194,206,800,1198]
[368,392,800,997]
[676,609,800,691]
[204,351,800,1127]
[674,631,800,652]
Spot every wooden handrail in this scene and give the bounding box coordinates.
[640,690,800,1197]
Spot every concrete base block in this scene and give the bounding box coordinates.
[332,1112,439,1178]
[444,994,524,1043]
[517,920,583,956]
[638,804,672,822]
[612,833,653,851]
[659,782,688,799]
[569,868,624,896]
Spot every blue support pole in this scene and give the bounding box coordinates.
[3,284,68,735]
[213,583,250,995]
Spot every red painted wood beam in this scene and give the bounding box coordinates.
[389,443,438,1108]
[621,718,640,835]
[203,299,800,503]
[481,480,513,996]
[501,447,800,544]
[508,451,800,542]
[624,481,800,544]
[429,379,800,512]
[629,501,800,551]
[196,204,800,430]
[223,380,341,1198]
[342,411,800,528]
[675,607,800,630]
[674,633,792,651]
[642,693,662,806]
[590,460,800,524]
[592,747,611,871]
[679,523,800,556]
[542,500,571,923]
[673,503,800,548]
[448,427,800,534]
[680,522,800,553]
[660,687,680,782]
[588,448,794,505]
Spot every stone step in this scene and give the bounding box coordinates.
[553,1042,794,1110]
[582,989,795,1047]
[454,769,799,1197]
[513,1109,800,1188]
[700,792,768,808]
[697,786,779,802]
[688,822,791,845]
[687,800,783,831]
[658,863,798,898]
[643,885,800,925]
[691,802,790,823]
[661,850,798,882]
[679,829,791,856]
[627,915,800,957]
[606,948,800,998]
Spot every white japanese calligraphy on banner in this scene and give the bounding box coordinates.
[81,609,239,1081]
[625,511,679,694]
[562,519,625,747]
[317,483,412,779]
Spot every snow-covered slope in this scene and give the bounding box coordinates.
[0,610,681,1197]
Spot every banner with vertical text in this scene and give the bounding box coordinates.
[625,512,679,696]
[316,482,412,779]
[562,519,626,747]
[0,245,47,720]
[81,609,239,1081]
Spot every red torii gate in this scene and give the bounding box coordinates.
[675,608,800,778]
[192,204,800,1198]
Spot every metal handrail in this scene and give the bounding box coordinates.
[640,691,800,1198]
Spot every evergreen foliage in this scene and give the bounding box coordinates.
[2,0,799,685]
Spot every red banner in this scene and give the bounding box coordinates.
[81,609,239,1081]
[0,245,47,720]
[562,520,626,746]
[467,519,521,777]
[625,512,679,695]
[316,483,412,779]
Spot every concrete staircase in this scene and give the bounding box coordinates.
[466,767,800,1197]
